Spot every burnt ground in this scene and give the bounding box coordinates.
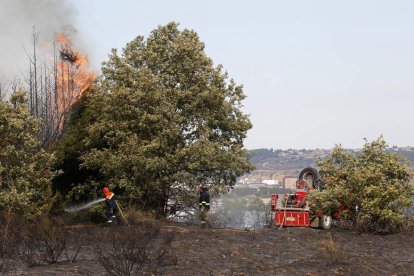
[9,223,414,276]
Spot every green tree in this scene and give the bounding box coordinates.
[308,137,413,233]
[58,22,253,214]
[52,90,104,203]
[0,91,54,215]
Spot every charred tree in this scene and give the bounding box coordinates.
[20,28,94,149]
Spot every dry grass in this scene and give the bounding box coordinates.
[123,207,156,226]
[319,233,347,265]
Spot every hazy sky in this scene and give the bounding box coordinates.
[5,1,414,150]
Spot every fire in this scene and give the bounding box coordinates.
[55,33,94,115]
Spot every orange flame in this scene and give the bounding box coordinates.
[56,33,95,95]
[55,33,94,116]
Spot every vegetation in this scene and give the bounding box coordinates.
[54,22,253,214]
[95,219,176,276]
[307,137,414,233]
[0,91,54,215]
[1,23,412,238]
[318,233,347,265]
[52,90,104,204]
[20,217,70,266]
[0,210,172,273]
[0,212,21,273]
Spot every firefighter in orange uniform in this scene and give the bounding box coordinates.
[102,187,117,223]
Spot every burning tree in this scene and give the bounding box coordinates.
[55,33,94,122]
[24,28,94,148]
[55,22,253,213]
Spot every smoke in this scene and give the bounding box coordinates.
[206,192,268,229]
[0,0,82,81]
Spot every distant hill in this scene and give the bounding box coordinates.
[248,148,327,170]
[248,148,414,171]
[399,149,414,164]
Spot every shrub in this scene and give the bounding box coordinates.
[95,219,176,276]
[0,212,22,273]
[312,137,414,233]
[63,227,87,263]
[20,216,71,266]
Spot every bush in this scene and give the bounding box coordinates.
[0,213,86,269]
[95,219,176,276]
[22,219,87,264]
[20,216,75,266]
[0,212,22,273]
[63,227,87,263]
[313,137,414,233]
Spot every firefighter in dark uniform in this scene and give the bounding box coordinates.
[198,186,210,227]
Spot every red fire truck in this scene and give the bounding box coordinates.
[270,167,332,229]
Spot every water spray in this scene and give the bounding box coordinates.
[64,198,105,212]
[64,198,130,226]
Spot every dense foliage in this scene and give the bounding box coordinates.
[52,90,104,203]
[0,91,54,215]
[55,22,253,213]
[308,137,413,233]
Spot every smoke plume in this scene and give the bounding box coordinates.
[0,0,81,81]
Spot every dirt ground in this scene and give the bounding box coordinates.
[9,222,414,276]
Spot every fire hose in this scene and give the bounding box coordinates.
[278,194,307,230]
[278,196,288,230]
[115,201,130,226]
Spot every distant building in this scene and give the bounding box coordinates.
[283,176,297,190]
[262,179,280,185]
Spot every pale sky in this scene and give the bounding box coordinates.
[8,0,414,150]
